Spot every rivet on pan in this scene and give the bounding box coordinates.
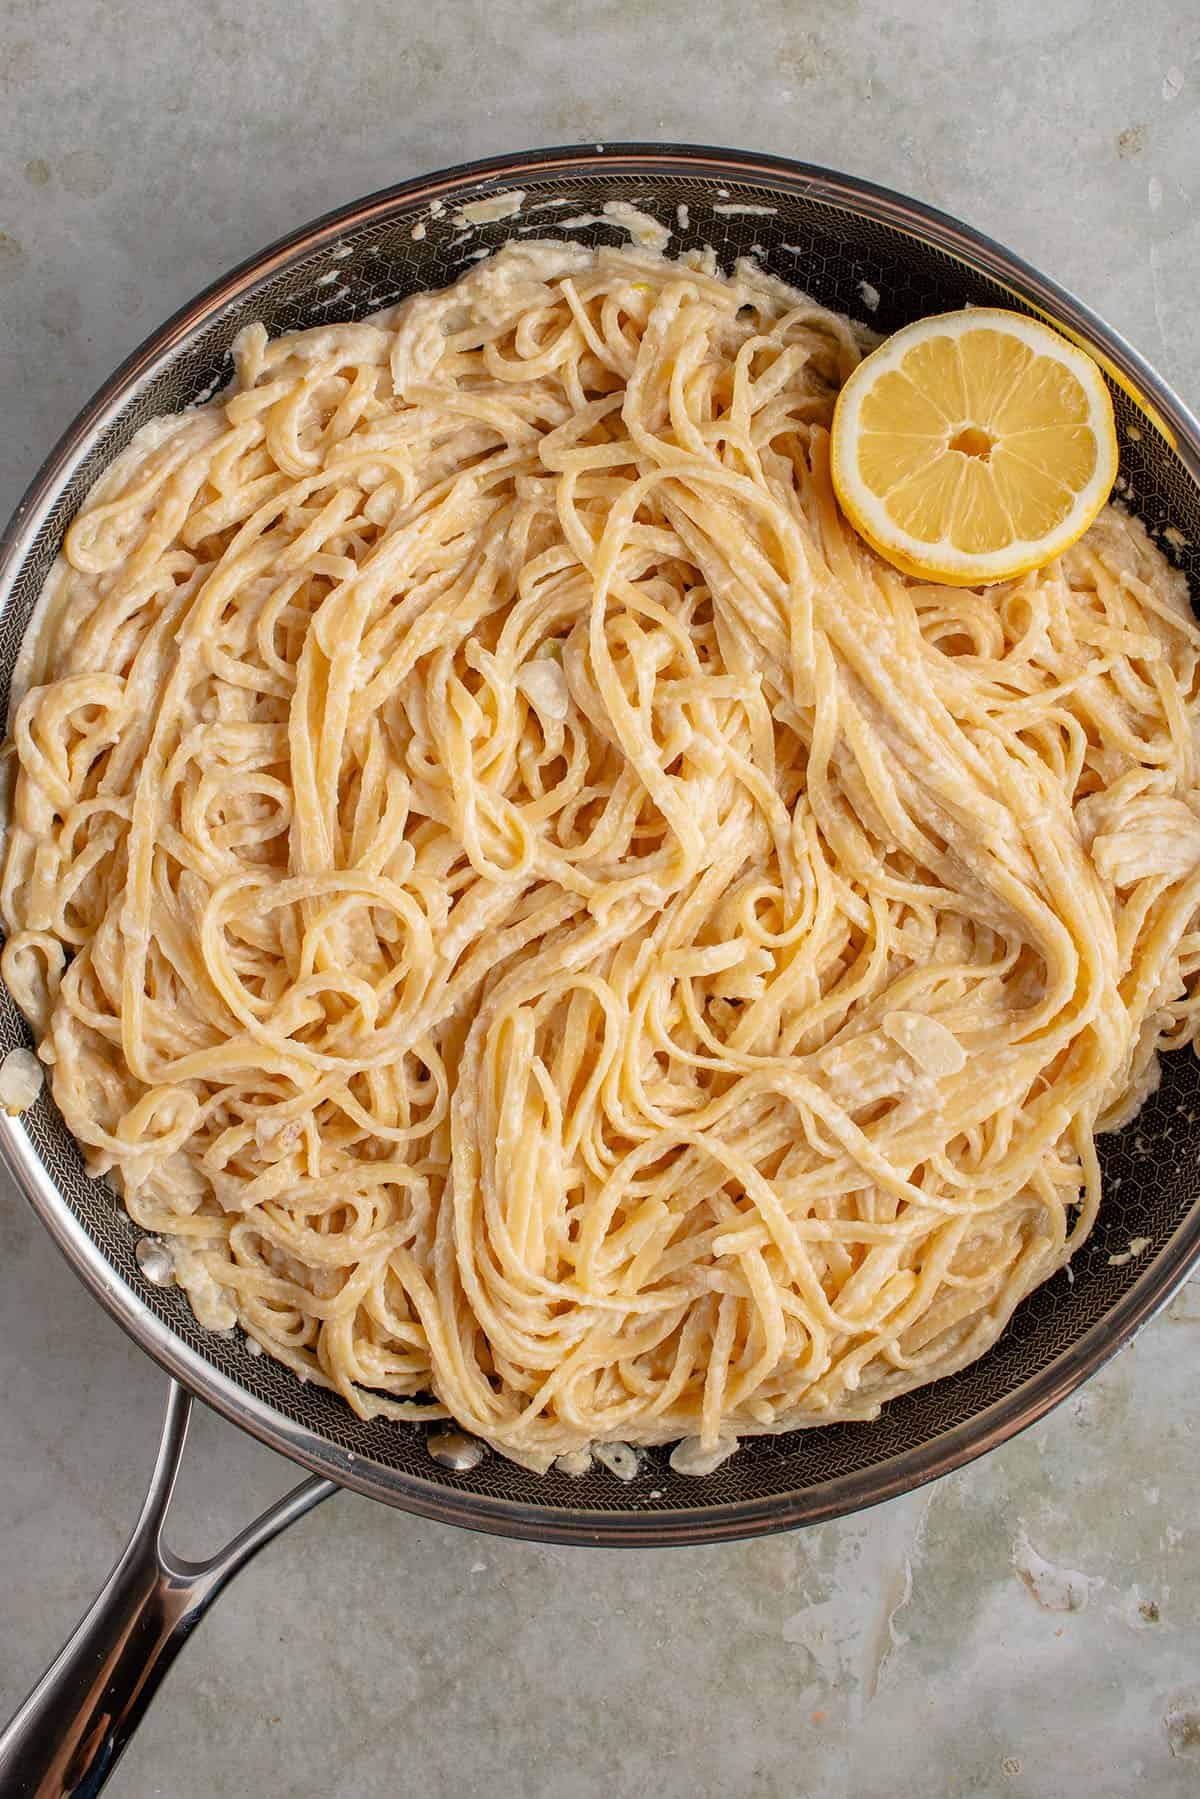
[134,1236,176,1287]
[426,1429,486,1472]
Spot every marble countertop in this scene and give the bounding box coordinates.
[1,4,1197,1794]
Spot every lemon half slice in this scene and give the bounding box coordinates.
[830,308,1118,586]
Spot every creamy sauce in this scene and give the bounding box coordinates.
[600,200,671,251]
[454,189,526,227]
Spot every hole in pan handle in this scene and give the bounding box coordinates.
[0,1380,337,1797]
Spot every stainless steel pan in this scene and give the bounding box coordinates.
[3,143,1200,1797]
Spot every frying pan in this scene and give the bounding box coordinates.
[2,143,1199,1798]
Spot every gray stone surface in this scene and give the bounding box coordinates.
[1,3,1198,1795]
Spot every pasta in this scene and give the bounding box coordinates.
[4,240,1200,1473]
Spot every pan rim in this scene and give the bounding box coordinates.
[3,140,1199,1546]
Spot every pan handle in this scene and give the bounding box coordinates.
[0,1379,337,1797]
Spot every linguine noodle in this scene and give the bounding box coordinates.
[4,241,1200,1472]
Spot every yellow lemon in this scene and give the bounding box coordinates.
[830,308,1119,586]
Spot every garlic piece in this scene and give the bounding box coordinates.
[516,658,569,721]
[882,1011,966,1078]
[0,1047,44,1115]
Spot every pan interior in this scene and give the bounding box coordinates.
[3,151,1199,1539]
